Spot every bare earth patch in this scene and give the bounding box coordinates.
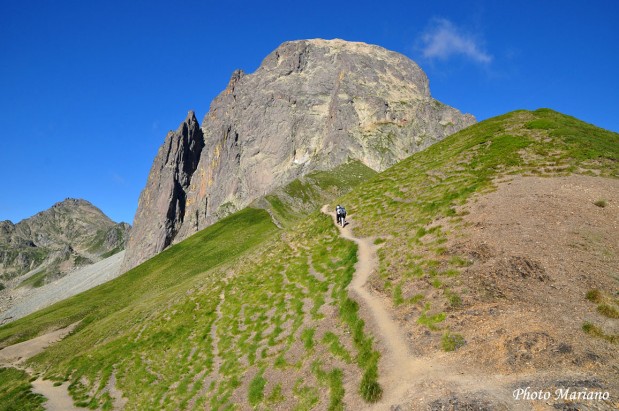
[30,379,83,411]
[393,175,618,410]
[0,322,127,410]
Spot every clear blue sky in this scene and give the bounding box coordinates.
[1,1,618,224]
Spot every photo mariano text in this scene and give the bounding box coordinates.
[513,386,611,402]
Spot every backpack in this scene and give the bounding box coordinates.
[340,207,346,217]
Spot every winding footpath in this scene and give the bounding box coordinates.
[321,205,520,410]
[321,205,429,408]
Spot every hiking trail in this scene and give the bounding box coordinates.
[0,323,85,411]
[0,322,124,410]
[320,205,525,410]
[321,205,432,407]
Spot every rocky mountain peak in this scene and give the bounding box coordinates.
[259,39,431,98]
[121,38,476,272]
[0,199,130,295]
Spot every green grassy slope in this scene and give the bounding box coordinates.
[0,163,379,410]
[1,109,616,409]
[0,208,277,348]
[25,214,371,410]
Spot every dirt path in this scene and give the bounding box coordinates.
[31,379,83,411]
[320,205,531,410]
[0,323,84,410]
[321,205,428,407]
[0,323,78,367]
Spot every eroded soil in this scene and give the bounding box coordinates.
[387,175,619,410]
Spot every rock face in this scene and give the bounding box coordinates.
[121,112,204,269]
[0,199,130,289]
[121,39,476,272]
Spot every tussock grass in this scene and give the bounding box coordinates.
[586,289,602,303]
[322,332,352,364]
[266,383,284,404]
[0,367,46,411]
[582,322,619,344]
[248,371,267,406]
[417,303,446,331]
[359,364,382,403]
[441,332,466,351]
[597,304,619,319]
[593,199,607,208]
[392,283,404,306]
[445,290,462,308]
[311,361,345,411]
[293,377,319,410]
[301,327,316,350]
[585,289,619,319]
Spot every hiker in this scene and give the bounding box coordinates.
[335,205,347,227]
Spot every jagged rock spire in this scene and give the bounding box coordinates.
[120,111,204,272]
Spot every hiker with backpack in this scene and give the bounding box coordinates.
[335,205,347,227]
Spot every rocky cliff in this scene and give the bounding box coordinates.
[0,199,130,289]
[121,39,476,272]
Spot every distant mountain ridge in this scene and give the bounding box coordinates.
[0,198,130,294]
[121,38,476,272]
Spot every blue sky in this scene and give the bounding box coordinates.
[1,1,618,224]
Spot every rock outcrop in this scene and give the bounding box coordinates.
[121,39,476,272]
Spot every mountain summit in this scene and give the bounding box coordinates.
[0,199,129,294]
[121,39,475,272]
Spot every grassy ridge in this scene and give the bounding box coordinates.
[257,160,377,227]
[340,108,618,346]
